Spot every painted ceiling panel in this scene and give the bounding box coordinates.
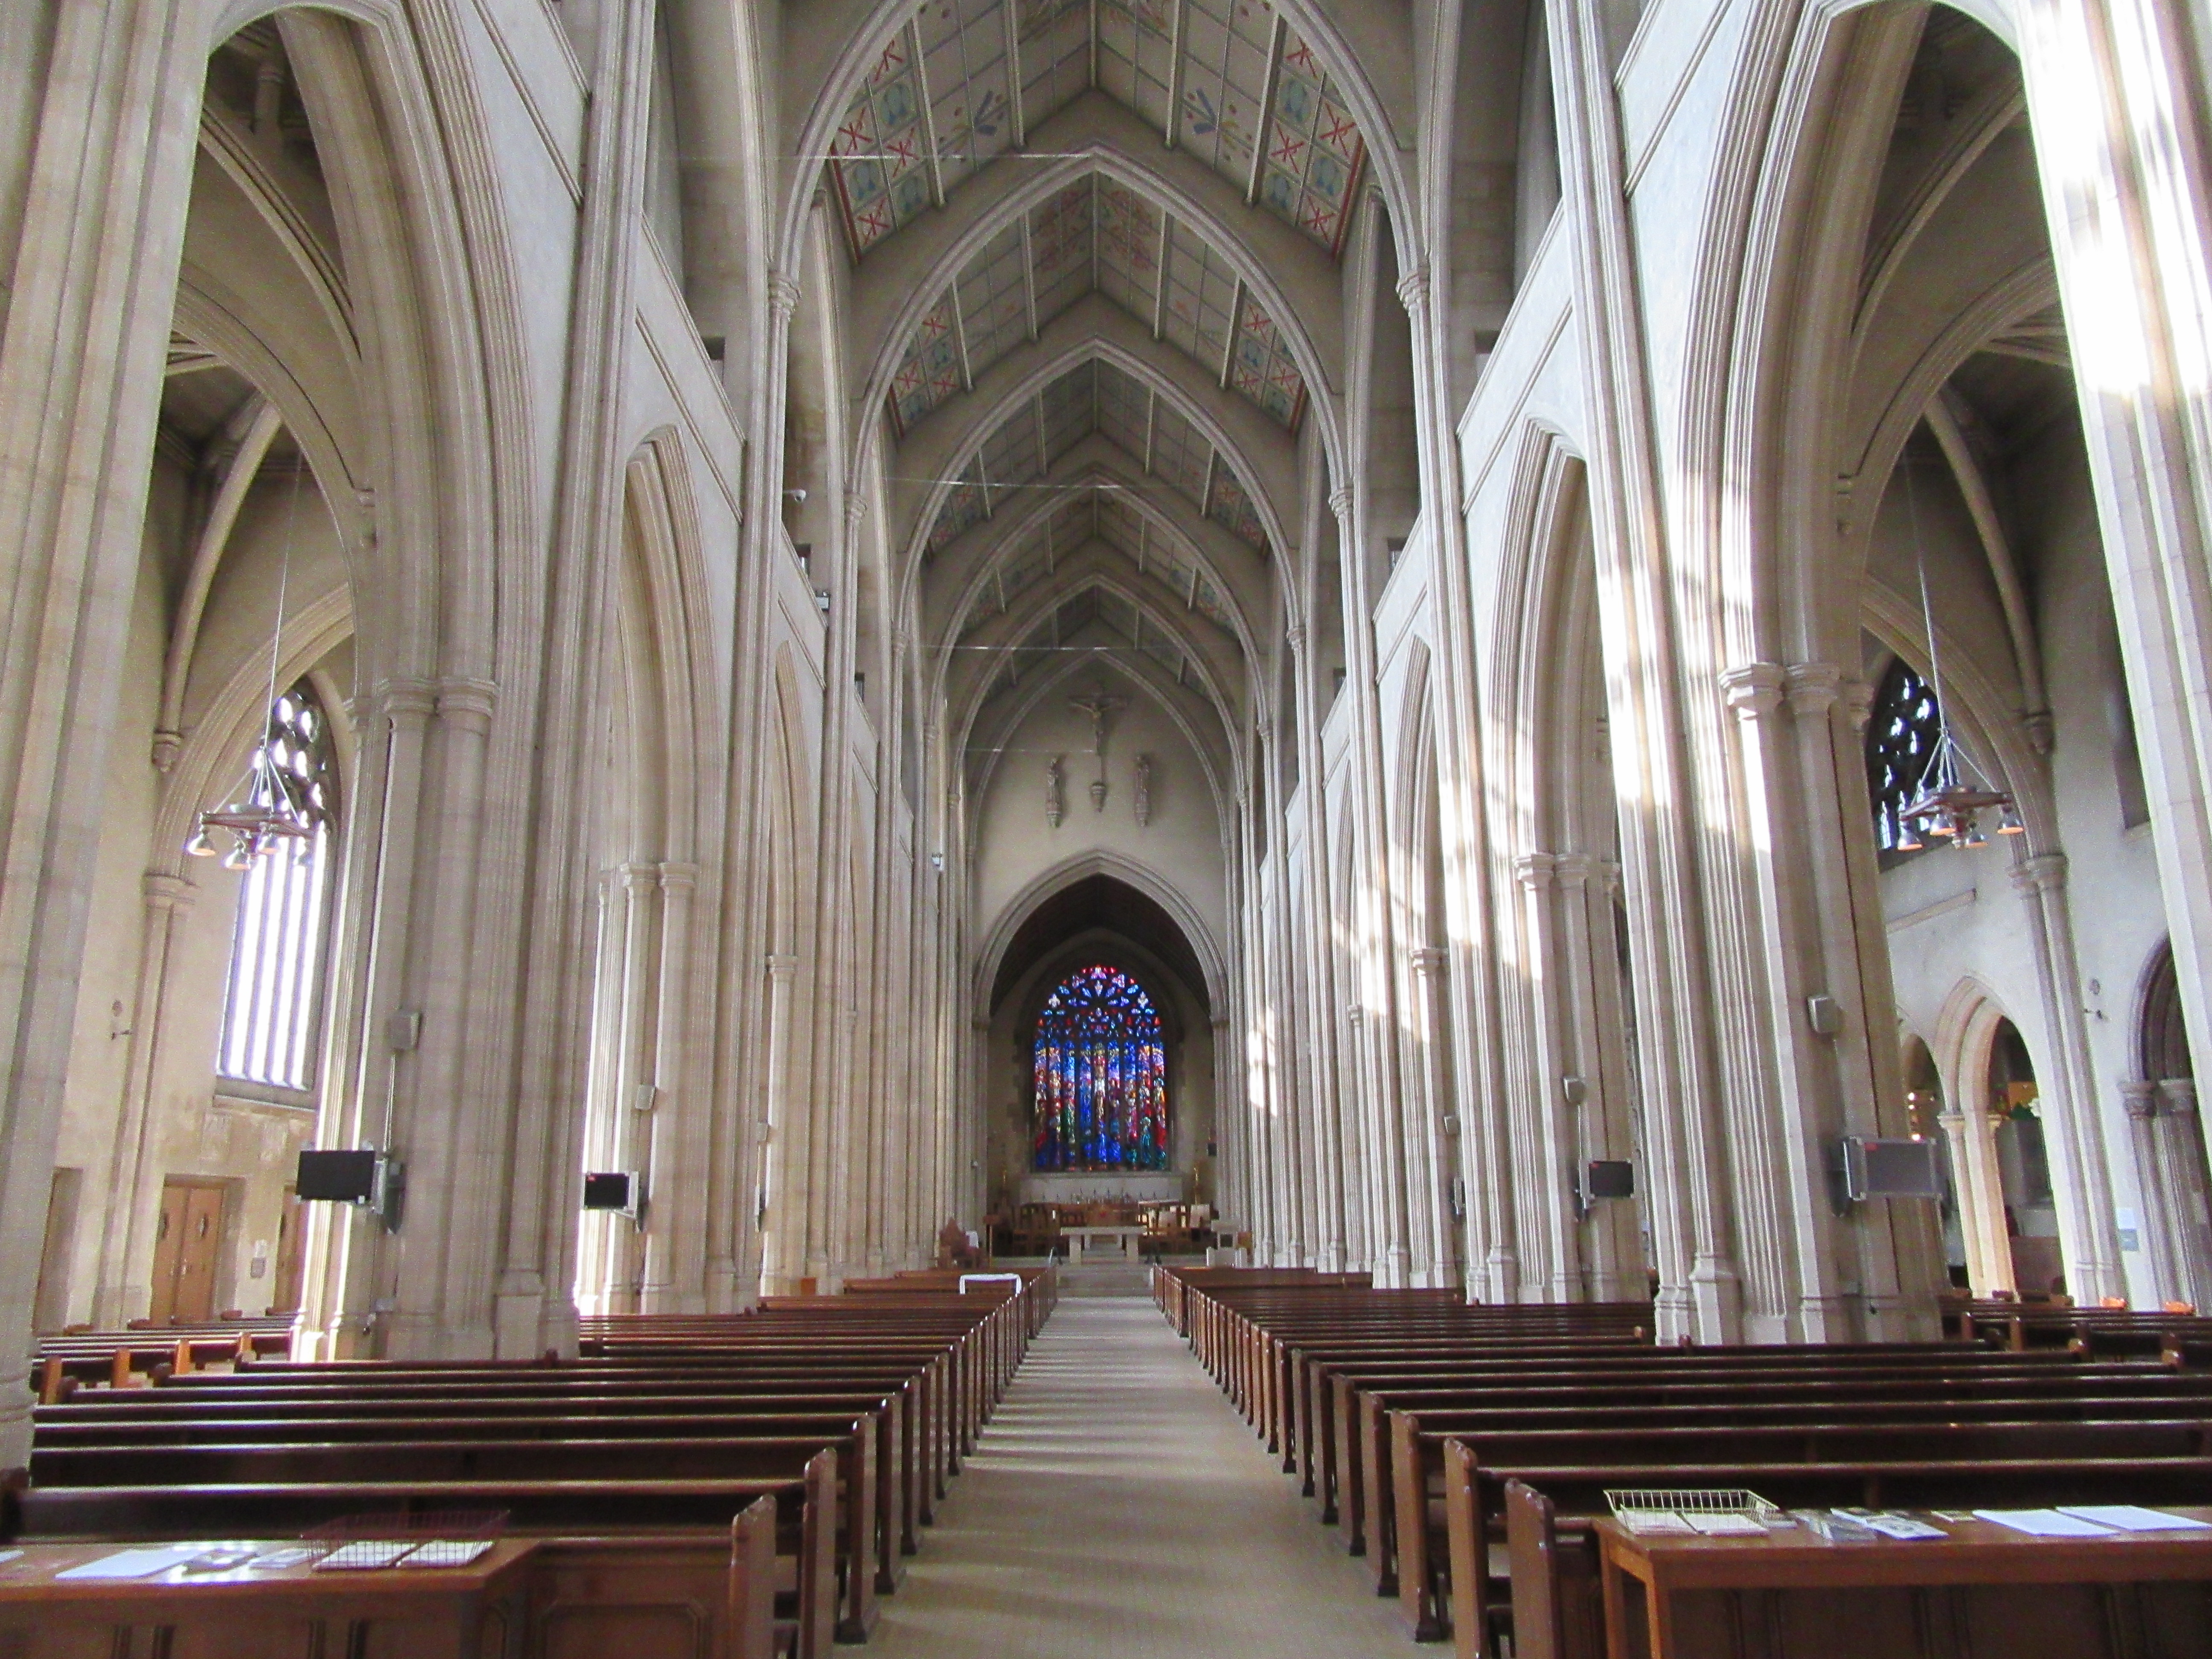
[1205,459,1266,548]
[930,471,990,553]
[1095,0,1176,134]
[1174,0,1275,185]
[1017,0,1093,129]
[1029,185,1095,331]
[920,0,1017,199]
[1159,220,1238,378]
[1037,360,1097,461]
[831,32,936,255]
[1094,361,1152,456]
[1094,182,1162,322]
[1256,29,1364,253]
[1228,292,1305,428]
[1146,398,1212,510]
[887,293,964,436]
[952,221,1032,381]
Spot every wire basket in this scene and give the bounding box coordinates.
[1606,1489,1782,1536]
[305,1509,509,1543]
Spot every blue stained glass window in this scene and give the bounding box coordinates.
[1032,964,1169,1171]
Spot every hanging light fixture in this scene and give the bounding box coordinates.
[188,443,315,867]
[1895,434,2019,851]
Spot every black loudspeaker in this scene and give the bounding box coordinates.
[297,1149,380,1204]
[1585,1159,1636,1201]
[1842,1137,1942,1201]
[583,1171,640,1220]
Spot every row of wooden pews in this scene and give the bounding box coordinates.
[9,1269,1053,1659]
[1158,1266,2212,1659]
[35,1318,296,1400]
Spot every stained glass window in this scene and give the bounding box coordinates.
[1866,657,1941,853]
[218,681,338,1096]
[1032,965,1169,1171]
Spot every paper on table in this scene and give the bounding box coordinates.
[2056,1506,2212,1533]
[1973,1509,2117,1538]
[1616,1511,1695,1536]
[313,1542,413,1572]
[55,1547,203,1581]
[1686,1513,1768,1536]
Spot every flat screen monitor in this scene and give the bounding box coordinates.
[582,1171,635,1213]
[297,1149,380,1204]
[1843,1137,1942,1200]
[1585,1159,1636,1201]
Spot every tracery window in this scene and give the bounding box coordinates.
[1866,657,1941,853]
[217,682,338,1096]
[1032,965,1169,1171]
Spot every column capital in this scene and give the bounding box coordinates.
[141,871,195,912]
[619,862,662,893]
[1717,662,1786,719]
[437,677,498,732]
[1285,624,1307,654]
[1783,661,1842,716]
[378,676,440,722]
[1841,677,1876,733]
[1552,852,1595,889]
[1327,484,1354,523]
[765,952,800,981]
[2121,1078,2161,1118]
[2010,851,2068,896]
[767,271,801,318]
[1408,945,1448,976]
[1513,851,1558,890]
[1394,264,1431,312]
[658,861,700,894]
[845,490,868,535]
[2157,1077,2199,1117]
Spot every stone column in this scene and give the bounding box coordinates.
[1257,719,1304,1265]
[1548,0,1740,1339]
[757,952,801,1292]
[1949,1088,2017,1298]
[2016,2,2212,1163]
[0,0,206,1470]
[640,859,700,1309]
[2011,853,2125,1301]
[2151,1079,2212,1308]
[1554,854,1642,1301]
[1405,944,1453,1288]
[1287,626,1348,1269]
[90,872,194,1324]
[2120,1080,2177,1300]
[1327,480,1412,1287]
[1395,261,1511,1307]
[1510,853,1580,1299]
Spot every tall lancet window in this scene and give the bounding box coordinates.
[1866,657,1942,853]
[217,682,338,1096]
[1033,965,1169,1171]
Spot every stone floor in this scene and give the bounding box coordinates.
[866,1290,1414,1657]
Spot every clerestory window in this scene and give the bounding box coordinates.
[216,682,338,1097]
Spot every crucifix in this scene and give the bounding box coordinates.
[1067,689,1126,812]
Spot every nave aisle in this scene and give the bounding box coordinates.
[868,1292,1406,1657]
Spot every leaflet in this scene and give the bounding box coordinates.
[2054,1506,2212,1533]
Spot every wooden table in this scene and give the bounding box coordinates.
[1063,1225,1141,1259]
[1596,1509,2212,1659]
[0,1539,536,1659]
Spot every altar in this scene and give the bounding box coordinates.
[1019,1171,1187,1207]
[1062,1225,1144,1259]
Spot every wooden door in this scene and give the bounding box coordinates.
[270,1183,304,1313]
[150,1179,227,1324]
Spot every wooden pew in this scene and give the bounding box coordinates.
[1475,1461,2212,1659]
[20,1473,824,1659]
[0,1499,779,1659]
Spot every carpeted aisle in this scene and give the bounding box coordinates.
[866,1286,1413,1657]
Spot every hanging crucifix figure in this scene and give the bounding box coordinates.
[1067,688,1125,811]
